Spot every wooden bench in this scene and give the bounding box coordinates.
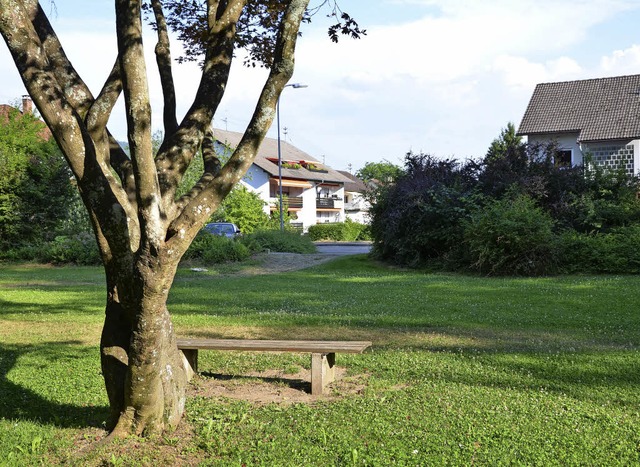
[177,338,372,395]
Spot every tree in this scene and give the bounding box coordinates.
[211,184,269,233]
[355,160,403,184]
[0,106,73,250]
[484,122,524,163]
[0,0,361,437]
[477,122,528,198]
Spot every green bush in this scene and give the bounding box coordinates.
[307,220,371,242]
[183,233,250,265]
[0,233,101,265]
[45,233,101,265]
[557,225,640,274]
[464,195,556,275]
[240,229,316,254]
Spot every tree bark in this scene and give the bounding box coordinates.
[100,257,188,436]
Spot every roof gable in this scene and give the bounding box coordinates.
[337,170,367,193]
[213,128,351,184]
[517,74,640,142]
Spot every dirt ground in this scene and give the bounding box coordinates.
[188,366,369,405]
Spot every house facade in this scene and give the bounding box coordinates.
[337,170,371,224]
[213,128,353,231]
[517,74,640,175]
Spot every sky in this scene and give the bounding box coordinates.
[2,0,640,173]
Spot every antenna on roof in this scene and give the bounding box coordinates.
[283,127,288,141]
[222,117,228,131]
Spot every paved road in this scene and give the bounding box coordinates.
[314,242,372,256]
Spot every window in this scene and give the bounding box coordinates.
[555,150,572,168]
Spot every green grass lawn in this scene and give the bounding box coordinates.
[1,257,639,465]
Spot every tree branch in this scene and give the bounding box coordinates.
[155,0,246,216]
[151,0,178,137]
[116,0,162,248]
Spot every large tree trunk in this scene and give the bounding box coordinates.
[100,260,187,435]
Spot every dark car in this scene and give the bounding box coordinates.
[203,222,241,238]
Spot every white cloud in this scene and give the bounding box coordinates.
[600,44,640,75]
[493,55,583,89]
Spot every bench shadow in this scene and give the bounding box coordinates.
[0,342,109,428]
[199,371,311,394]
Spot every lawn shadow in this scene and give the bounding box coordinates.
[0,341,109,428]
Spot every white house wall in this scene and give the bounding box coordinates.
[528,132,582,165]
[298,187,318,229]
[240,165,271,216]
[528,133,640,175]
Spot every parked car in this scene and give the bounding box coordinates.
[203,222,241,238]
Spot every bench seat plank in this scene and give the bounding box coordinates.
[176,338,371,354]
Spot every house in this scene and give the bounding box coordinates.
[0,96,51,140]
[517,74,640,175]
[337,170,371,224]
[213,128,352,231]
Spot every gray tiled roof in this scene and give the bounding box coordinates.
[337,170,367,193]
[517,74,640,142]
[213,128,351,184]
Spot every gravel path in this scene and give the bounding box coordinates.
[241,251,340,275]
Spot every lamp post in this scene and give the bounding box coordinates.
[277,83,308,231]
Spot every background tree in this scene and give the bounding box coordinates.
[356,160,404,184]
[0,106,74,250]
[369,152,478,267]
[0,0,362,438]
[210,184,269,233]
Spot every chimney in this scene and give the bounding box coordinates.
[22,95,33,114]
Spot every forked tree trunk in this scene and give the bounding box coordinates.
[100,260,187,435]
[0,0,311,438]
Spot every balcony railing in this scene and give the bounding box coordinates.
[316,197,343,209]
[345,201,367,211]
[271,196,303,209]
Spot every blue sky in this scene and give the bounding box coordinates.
[2,0,640,173]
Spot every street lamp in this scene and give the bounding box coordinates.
[277,83,308,231]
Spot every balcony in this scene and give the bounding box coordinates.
[316,197,343,209]
[345,200,367,211]
[270,196,303,209]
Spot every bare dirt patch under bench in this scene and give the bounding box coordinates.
[187,366,368,405]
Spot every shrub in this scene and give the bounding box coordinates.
[369,153,479,267]
[557,225,640,274]
[183,233,250,265]
[240,229,316,254]
[209,185,269,234]
[307,220,370,242]
[464,195,556,275]
[45,233,101,265]
[0,232,101,265]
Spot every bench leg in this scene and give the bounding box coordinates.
[311,352,335,395]
[180,349,198,381]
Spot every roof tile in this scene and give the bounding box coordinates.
[517,74,640,142]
